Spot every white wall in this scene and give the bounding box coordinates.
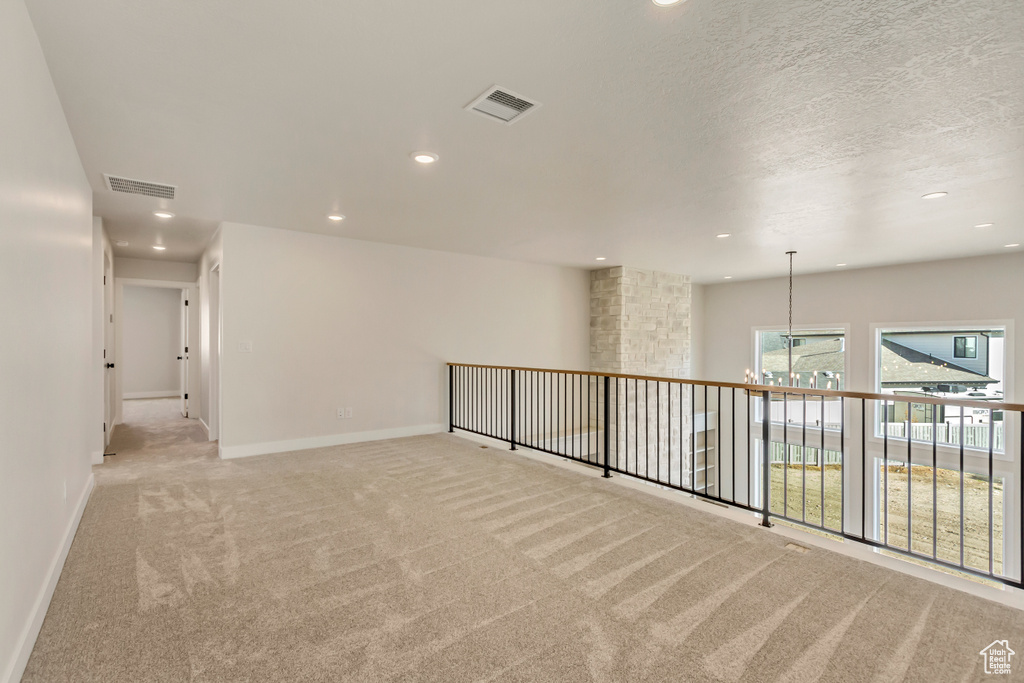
[690,283,705,380]
[114,257,197,282]
[701,251,1024,397]
[211,223,590,458]
[121,286,181,398]
[198,228,223,434]
[0,2,95,681]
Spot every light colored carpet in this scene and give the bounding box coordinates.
[23,399,1024,682]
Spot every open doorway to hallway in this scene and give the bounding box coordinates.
[121,285,184,403]
[106,397,212,458]
[112,277,201,438]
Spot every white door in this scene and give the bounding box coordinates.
[180,289,189,417]
[104,254,115,446]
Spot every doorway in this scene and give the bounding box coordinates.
[103,252,115,446]
[114,278,200,428]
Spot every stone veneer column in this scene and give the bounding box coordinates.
[590,266,692,376]
[591,266,693,484]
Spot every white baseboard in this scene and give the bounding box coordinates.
[219,423,446,460]
[198,417,210,439]
[123,391,179,399]
[2,473,94,683]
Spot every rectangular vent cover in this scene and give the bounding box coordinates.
[465,86,540,125]
[104,174,177,199]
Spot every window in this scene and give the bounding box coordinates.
[954,335,977,359]
[756,328,846,430]
[877,326,1004,451]
[756,329,845,390]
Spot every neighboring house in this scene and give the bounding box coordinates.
[761,332,999,394]
[883,330,998,380]
[762,338,845,388]
[761,333,1000,427]
[879,338,998,392]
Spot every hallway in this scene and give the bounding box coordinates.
[106,398,211,459]
[21,404,1024,681]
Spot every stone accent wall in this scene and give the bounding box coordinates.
[590,267,696,487]
[590,266,692,377]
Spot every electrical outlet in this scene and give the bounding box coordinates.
[345,407,353,419]
[337,408,345,419]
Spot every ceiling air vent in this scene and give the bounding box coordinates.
[103,174,177,199]
[465,86,541,125]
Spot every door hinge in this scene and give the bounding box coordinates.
[103,275,106,285]
[184,393,188,400]
[185,299,189,306]
[103,422,106,433]
[103,349,106,359]
[185,346,189,353]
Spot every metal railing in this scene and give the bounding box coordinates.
[448,363,1024,590]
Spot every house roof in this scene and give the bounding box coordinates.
[878,339,997,388]
[762,339,845,374]
[762,338,998,387]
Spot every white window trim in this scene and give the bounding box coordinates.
[869,320,1014,465]
[751,323,851,391]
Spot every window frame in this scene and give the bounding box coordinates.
[953,335,978,359]
[752,324,850,392]
[870,321,1013,461]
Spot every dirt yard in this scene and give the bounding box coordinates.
[768,463,1003,575]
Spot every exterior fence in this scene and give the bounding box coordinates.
[448,363,1024,589]
[884,422,1004,451]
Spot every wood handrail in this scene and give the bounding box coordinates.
[446,362,1024,412]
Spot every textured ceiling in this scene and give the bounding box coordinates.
[23,0,1024,281]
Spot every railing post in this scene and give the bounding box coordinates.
[603,375,612,478]
[761,389,773,528]
[510,370,518,451]
[448,364,454,433]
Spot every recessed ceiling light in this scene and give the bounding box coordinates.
[836,263,847,267]
[724,276,733,280]
[921,192,947,200]
[975,223,994,228]
[115,240,129,247]
[152,245,166,251]
[716,233,731,238]
[595,257,607,261]
[411,152,438,164]
[328,214,345,222]
[153,211,174,218]
[652,0,685,5]
[1005,243,1020,248]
